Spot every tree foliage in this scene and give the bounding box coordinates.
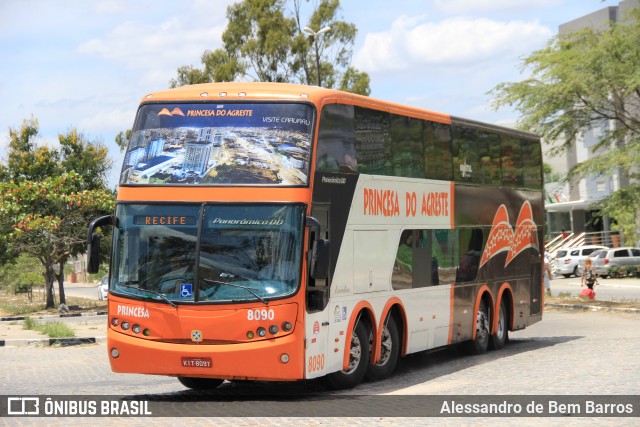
[169,0,370,95]
[491,9,640,245]
[0,118,115,308]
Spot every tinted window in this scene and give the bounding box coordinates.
[390,114,424,178]
[500,135,523,187]
[582,248,599,256]
[570,250,579,256]
[317,104,357,173]
[424,122,453,180]
[556,250,567,258]
[392,228,482,290]
[522,138,542,189]
[452,126,478,183]
[631,249,640,256]
[613,249,629,258]
[354,107,391,175]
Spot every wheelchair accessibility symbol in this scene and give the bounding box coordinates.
[179,283,193,298]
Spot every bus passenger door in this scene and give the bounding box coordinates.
[305,205,330,379]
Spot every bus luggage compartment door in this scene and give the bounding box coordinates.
[353,230,390,294]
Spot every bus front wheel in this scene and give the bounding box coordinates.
[325,321,370,389]
[177,377,224,390]
[366,315,400,381]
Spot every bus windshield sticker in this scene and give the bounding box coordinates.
[120,103,313,186]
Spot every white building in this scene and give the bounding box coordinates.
[545,0,639,246]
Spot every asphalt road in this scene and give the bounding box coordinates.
[549,276,640,301]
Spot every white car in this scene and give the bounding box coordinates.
[98,275,109,301]
[554,245,608,278]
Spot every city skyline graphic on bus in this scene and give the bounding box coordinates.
[119,103,313,186]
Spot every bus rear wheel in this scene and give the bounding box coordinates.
[177,377,224,390]
[366,315,400,381]
[325,321,370,389]
[489,299,508,350]
[467,299,490,355]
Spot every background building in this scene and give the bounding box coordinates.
[544,0,639,247]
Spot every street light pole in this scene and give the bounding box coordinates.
[303,26,331,87]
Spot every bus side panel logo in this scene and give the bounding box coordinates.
[480,201,538,269]
[479,205,513,268]
[505,201,539,266]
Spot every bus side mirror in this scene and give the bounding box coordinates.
[88,234,101,274]
[310,239,329,280]
[87,215,113,274]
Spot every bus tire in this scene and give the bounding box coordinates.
[177,377,224,390]
[325,321,370,389]
[489,299,508,350]
[467,299,490,355]
[366,315,400,381]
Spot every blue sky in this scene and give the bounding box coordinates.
[0,0,619,187]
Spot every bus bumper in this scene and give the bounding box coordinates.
[107,328,304,381]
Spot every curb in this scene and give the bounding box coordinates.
[0,312,107,348]
[0,336,106,348]
[0,311,107,322]
[545,302,640,314]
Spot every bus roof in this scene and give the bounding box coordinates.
[140,82,452,125]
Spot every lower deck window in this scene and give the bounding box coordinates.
[392,228,483,289]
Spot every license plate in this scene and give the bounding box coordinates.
[181,357,212,368]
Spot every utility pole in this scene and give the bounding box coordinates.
[303,26,331,87]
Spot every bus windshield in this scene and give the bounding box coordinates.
[111,203,305,304]
[119,102,314,186]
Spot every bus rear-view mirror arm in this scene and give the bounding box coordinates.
[87,215,113,274]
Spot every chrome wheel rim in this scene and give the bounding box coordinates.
[378,324,392,366]
[345,332,362,374]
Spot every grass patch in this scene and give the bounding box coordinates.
[22,316,75,338]
[0,287,106,316]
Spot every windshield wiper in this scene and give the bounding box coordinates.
[202,278,268,304]
[117,282,178,308]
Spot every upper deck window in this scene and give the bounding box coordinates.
[120,103,314,186]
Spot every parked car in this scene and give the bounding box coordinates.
[98,275,108,301]
[593,247,640,278]
[554,245,608,278]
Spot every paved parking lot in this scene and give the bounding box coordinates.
[1,309,640,425]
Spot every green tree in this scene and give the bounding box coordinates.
[169,0,370,95]
[491,9,640,245]
[0,118,115,308]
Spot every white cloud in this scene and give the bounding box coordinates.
[78,108,137,135]
[354,16,552,74]
[77,18,224,71]
[432,0,562,15]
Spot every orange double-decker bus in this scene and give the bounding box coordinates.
[88,82,544,390]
